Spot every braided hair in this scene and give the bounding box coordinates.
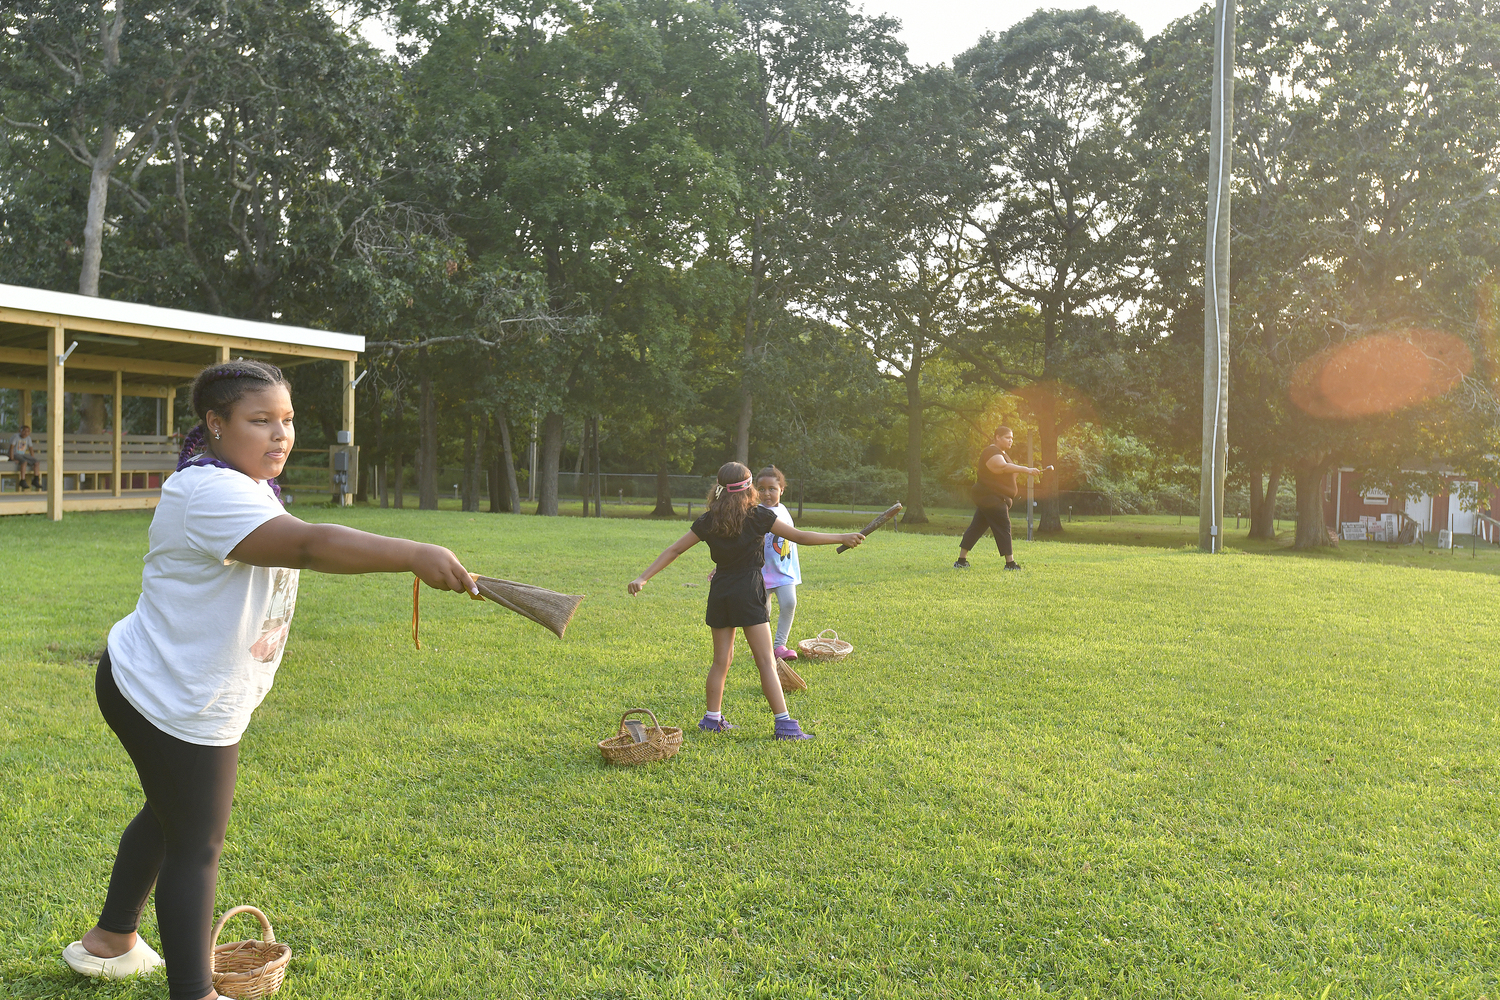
[176,359,291,499]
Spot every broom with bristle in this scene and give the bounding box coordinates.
[470,574,584,638]
[412,575,585,648]
[777,657,807,692]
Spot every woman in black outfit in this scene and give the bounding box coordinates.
[955,425,1046,570]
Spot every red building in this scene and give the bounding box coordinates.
[1323,468,1500,540]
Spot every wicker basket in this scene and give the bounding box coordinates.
[598,708,683,765]
[797,629,853,662]
[211,906,291,999]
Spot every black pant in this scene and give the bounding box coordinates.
[95,652,239,1000]
[961,502,1013,558]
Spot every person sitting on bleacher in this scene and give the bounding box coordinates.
[8,425,40,491]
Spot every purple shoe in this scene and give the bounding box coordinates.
[775,645,798,660]
[698,714,736,733]
[774,717,814,740]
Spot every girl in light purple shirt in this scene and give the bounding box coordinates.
[756,466,802,660]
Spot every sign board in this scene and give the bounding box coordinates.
[1341,523,1367,541]
[1438,529,1453,549]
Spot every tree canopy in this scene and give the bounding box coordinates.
[3,0,1497,539]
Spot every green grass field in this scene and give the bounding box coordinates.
[3,507,1499,999]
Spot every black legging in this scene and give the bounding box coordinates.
[961,501,1014,558]
[95,651,238,1000]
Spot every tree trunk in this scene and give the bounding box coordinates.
[1292,460,1334,549]
[498,412,521,514]
[734,392,753,468]
[652,425,674,516]
[418,349,438,510]
[735,211,764,466]
[903,353,928,524]
[580,415,592,516]
[462,413,478,512]
[80,126,116,298]
[1248,462,1281,539]
[1038,393,1063,533]
[593,415,602,517]
[535,411,564,515]
[78,394,107,433]
[72,124,120,450]
[391,385,404,508]
[487,414,504,513]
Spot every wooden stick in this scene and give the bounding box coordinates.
[837,502,903,553]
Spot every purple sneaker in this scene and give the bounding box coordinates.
[774,717,814,740]
[774,645,798,660]
[698,714,735,733]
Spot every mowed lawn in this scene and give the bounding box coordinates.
[3,508,1499,999]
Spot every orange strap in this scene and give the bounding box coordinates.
[412,575,421,649]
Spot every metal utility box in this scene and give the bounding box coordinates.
[329,444,359,504]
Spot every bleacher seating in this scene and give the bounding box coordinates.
[2,434,179,493]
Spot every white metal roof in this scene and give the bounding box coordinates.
[0,282,364,354]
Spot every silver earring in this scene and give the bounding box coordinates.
[214,430,221,440]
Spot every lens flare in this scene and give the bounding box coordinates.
[1289,330,1473,420]
[1009,381,1099,432]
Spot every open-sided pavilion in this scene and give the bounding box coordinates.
[0,283,364,520]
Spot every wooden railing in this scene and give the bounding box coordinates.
[4,433,179,492]
[1478,513,1500,546]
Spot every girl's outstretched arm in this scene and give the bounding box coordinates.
[770,521,864,548]
[628,530,700,594]
[229,515,476,594]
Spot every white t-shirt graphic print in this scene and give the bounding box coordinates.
[108,464,297,746]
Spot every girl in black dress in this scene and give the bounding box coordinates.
[628,462,864,739]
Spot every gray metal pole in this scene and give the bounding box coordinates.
[1200,0,1235,552]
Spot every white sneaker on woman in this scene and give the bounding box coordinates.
[62,937,165,979]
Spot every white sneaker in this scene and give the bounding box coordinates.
[62,937,165,979]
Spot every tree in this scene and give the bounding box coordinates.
[1,0,231,431]
[726,0,906,464]
[795,67,991,522]
[0,0,230,298]
[957,8,1157,533]
[1144,0,1500,549]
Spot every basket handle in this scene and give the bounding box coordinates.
[212,905,276,947]
[617,707,663,738]
[816,629,839,640]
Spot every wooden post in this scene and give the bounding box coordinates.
[48,322,65,520]
[341,359,357,505]
[19,389,32,430]
[1199,0,1235,553]
[112,369,123,496]
[217,345,231,363]
[165,387,175,438]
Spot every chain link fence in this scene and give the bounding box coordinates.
[280,457,1301,522]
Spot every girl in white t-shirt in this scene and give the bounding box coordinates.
[63,360,476,1000]
[755,466,802,660]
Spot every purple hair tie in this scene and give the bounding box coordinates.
[176,426,283,503]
